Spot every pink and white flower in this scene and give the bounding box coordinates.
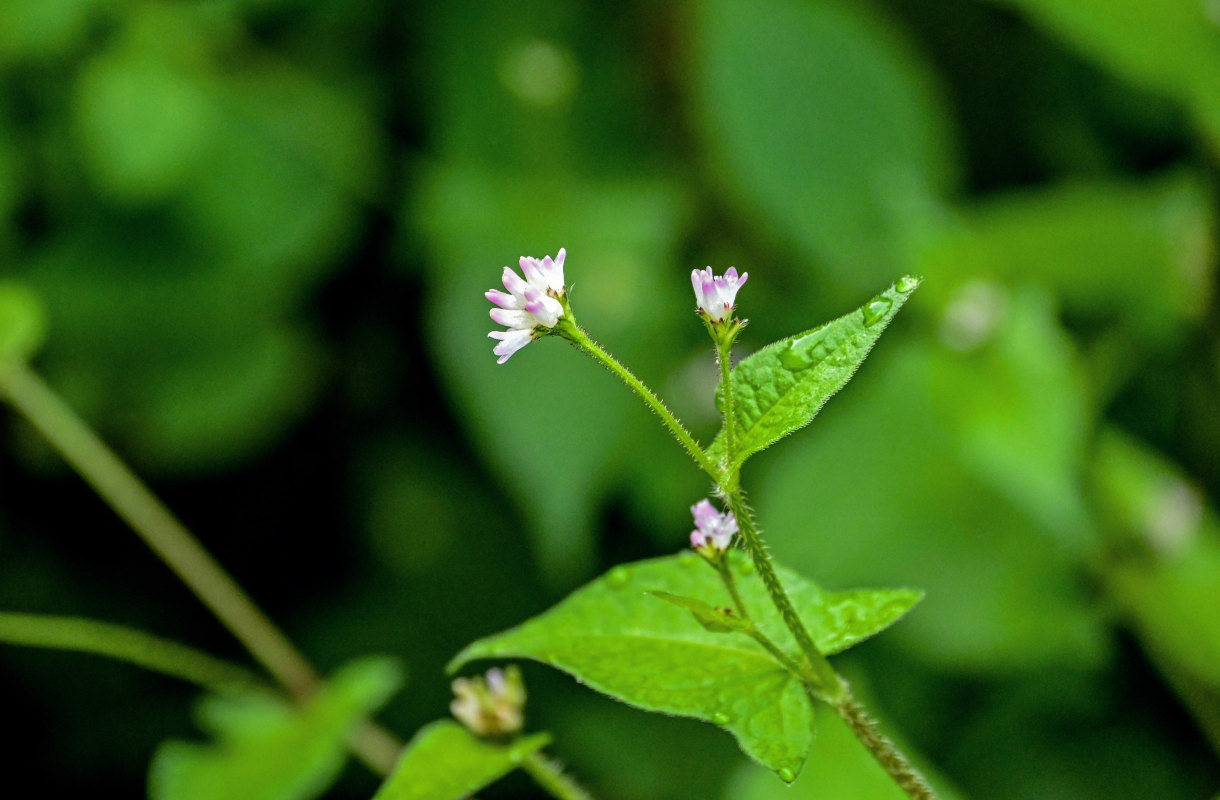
[691,267,748,323]
[690,498,737,552]
[487,248,567,363]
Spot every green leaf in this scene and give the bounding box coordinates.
[710,278,919,470]
[450,552,921,779]
[727,703,965,800]
[987,0,1220,150]
[0,282,47,368]
[1095,428,1220,696]
[649,590,753,634]
[149,657,402,800]
[694,0,955,293]
[372,721,550,800]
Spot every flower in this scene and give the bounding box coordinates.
[487,248,567,363]
[450,666,527,737]
[691,267,748,323]
[690,498,737,553]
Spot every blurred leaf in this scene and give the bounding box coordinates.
[451,551,922,779]
[372,721,549,800]
[126,326,323,472]
[710,277,920,471]
[754,340,1110,672]
[73,40,216,203]
[149,657,402,800]
[1096,429,1220,695]
[0,282,47,367]
[930,284,1095,549]
[725,703,964,800]
[917,172,1215,343]
[693,0,955,294]
[0,0,101,61]
[415,164,689,583]
[988,0,1220,149]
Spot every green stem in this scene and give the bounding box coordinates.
[836,693,938,800]
[722,490,843,701]
[715,332,736,462]
[0,363,401,776]
[710,559,808,680]
[0,610,261,692]
[556,321,715,475]
[521,751,595,800]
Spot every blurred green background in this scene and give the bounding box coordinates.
[1,0,1219,797]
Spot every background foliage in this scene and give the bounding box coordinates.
[1,0,1219,797]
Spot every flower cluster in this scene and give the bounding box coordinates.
[691,267,748,323]
[690,498,737,554]
[487,249,567,363]
[450,666,527,737]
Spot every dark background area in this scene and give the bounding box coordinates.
[2,0,1220,797]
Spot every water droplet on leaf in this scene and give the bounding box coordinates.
[862,296,892,327]
[712,711,731,725]
[779,326,830,370]
[896,275,919,293]
[604,566,631,589]
[778,767,797,783]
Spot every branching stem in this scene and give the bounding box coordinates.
[0,363,401,776]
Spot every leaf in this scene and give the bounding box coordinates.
[726,703,966,800]
[372,721,549,800]
[649,590,753,634]
[710,278,919,470]
[752,340,1111,672]
[148,657,402,800]
[0,282,46,368]
[449,552,922,779]
[693,0,956,293]
[987,0,1220,150]
[1095,428,1220,695]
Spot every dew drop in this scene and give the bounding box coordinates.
[679,550,698,567]
[779,326,830,370]
[778,767,797,783]
[862,296,892,327]
[604,565,631,589]
[896,274,920,293]
[711,711,731,725]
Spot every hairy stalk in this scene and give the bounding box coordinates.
[722,490,843,700]
[0,611,261,692]
[0,363,401,776]
[837,693,938,800]
[521,751,595,800]
[555,321,715,475]
[715,331,737,461]
[710,559,808,679]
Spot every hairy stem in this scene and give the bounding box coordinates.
[723,490,843,700]
[0,363,401,776]
[521,751,595,800]
[556,321,715,475]
[837,693,939,800]
[716,332,737,461]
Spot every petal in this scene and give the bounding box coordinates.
[490,308,534,329]
[486,289,519,309]
[501,266,529,297]
[488,328,534,363]
[523,289,563,328]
